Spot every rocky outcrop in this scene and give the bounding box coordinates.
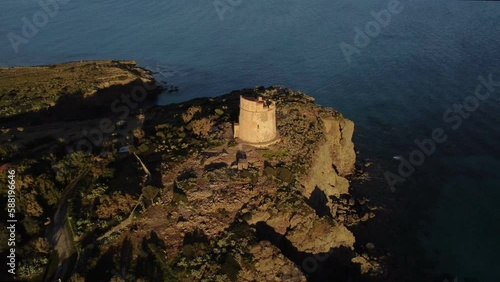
[1,59,382,281]
[239,241,307,282]
[247,190,355,254]
[325,118,356,177]
[56,86,380,281]
[300,117,355,197]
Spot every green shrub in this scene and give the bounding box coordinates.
[219,255,241,281]
[138,143,149,153]
[142,186,160,205]
[276,167,293,182]
[172,183,187,204]
[260,149,287,160]
[215,109,224,116]
[263,166,276,177]
[182,244,195,258]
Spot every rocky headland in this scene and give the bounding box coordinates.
[0,61,387,282]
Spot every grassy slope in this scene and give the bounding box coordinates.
[0,60,150,118]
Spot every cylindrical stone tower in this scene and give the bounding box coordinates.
[235,96,278,146]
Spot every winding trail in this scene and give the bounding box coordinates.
[47,171,88,281]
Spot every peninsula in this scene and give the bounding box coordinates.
[0,61,383,282]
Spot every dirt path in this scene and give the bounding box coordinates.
[48,171,87,281]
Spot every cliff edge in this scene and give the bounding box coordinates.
[0,65,383,281]
[79,87,383,281]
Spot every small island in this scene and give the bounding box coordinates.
[0,61,383,282]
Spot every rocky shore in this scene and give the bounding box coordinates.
[0,61,390,281]
[81,87,386,281]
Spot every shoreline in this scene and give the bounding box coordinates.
[0,61,444,281]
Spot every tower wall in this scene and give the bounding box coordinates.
[237,96,277,144]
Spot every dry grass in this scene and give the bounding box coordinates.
[0,60,150,118]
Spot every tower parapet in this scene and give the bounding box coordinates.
[234,96,279,147]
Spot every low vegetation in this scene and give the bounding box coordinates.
[0,60,151,118]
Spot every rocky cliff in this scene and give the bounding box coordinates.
[0,60,383,281]
[70,87,383,281]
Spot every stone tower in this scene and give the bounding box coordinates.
[234,96,279,147]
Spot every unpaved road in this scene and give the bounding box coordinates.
[48,171,87,281]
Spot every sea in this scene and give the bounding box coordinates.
[1,0,499,281]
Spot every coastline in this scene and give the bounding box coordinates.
[0,61,450,281]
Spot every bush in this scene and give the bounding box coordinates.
[190,118,213,137]
[263,166,276,177]
[182,106,202,123]
[156,131,166,139]
[22,217,41,236]
[142,186,160,205]
[32,237,50,254]
[53,151,92,184]
[18,256,48,279]
[172,183,187,204]
[138,143,149,153]
[133,128,145,141]
[219,255,241,281]
[96,192,136,219]
[182,244,195,258]
[215,108,224,116]
[0,144,18,161]
[276,167,293,182]
[172,191,187,204]
[260,149,287,160]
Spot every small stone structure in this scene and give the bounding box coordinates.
[236,150,249,170]
[234,96,280,147]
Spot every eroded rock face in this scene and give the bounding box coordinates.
[326,118,356,177]
[239,241,307,282]
[247,190,355,254]
[300,117,356,198]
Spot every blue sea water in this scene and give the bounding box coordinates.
[1,0,499,280]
